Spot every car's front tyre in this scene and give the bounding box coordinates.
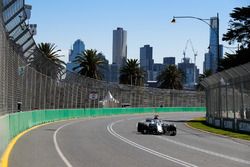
[142,128,148,134]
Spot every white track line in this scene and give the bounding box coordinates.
[158,136,250,165]
[107,120,198,167]
[53,122,76,167]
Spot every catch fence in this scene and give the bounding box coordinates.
[0,0,205,117]
[201,63,250,133]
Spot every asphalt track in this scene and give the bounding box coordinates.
[9,112,250,167]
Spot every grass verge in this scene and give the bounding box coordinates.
[187,117,250,141]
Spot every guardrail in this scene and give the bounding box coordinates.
[0,107,205,160]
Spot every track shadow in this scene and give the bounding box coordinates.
[44,128,57,132]
[163,119,202,123]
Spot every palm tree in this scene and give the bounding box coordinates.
[73,49,104,80]
[119,59,144,86]
[157,65,183,90]
[196,70,212,90]
[37,42,65,66]
[37,42,65,78]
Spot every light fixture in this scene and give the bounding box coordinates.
[171,17,176,23]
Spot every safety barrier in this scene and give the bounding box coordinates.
[0,0,205,117]
[0,107,205,160]
[201,63,250,132]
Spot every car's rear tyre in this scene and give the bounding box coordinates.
[170,131,177,136]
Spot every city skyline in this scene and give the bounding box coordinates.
[26,0,249,72]
[112,27,127,66]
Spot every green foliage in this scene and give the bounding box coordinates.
[219,48,250,71]
[73,49,104,79]
[119,59,145,86]
[157,65,183,90]
[187,118,250,141]
[223,6,250,48]
[196,70,212,91]
[37,42,65,66]
[37,42,65,78]
[220,6,250,71]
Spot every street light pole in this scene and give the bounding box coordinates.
[171,14,220,73]
[171,16,210,26]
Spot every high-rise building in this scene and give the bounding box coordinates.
[203,16,223,73]
[140,45,154,81]
[219,44,223,60]
[203,53,210,72]
[66,39,85,72]
[163,57,175,66]
[204,44,223,73]
[109,64,119,83]
[112,27,127,66]
[152,63,164,81]
[98,54,109,81]
[209,17,219,73]
[178,57,199,89]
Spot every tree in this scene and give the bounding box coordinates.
[157,65,183,90]
[37,42,65,78]
[38,43,65,65]
[73,49,104,80]
[196,70,212,91]
[220,5,250,71]
[119,59,144,86]
[219,48,250,71]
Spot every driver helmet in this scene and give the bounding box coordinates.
[154,114,159,119]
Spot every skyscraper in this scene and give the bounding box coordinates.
[109,64,119,82]
[140,45,154,81]
[152,63,164,81]
[97,54,109,82]
[203,53,210,72]
[204,45,223,73]
[178,57,199,89]
[66,39,85,72]
[208,16,219,73]
[112,27,127,66]
[163,57,175,66]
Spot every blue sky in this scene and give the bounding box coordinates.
[26,0,249,72]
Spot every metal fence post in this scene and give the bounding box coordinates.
[240,78,245,119]
[233,84,236,130]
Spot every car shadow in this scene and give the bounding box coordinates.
[163,119,203,123]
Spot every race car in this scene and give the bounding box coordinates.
[137,116,177,136]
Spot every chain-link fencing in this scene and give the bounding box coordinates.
[0,0,205,117]
[201,63,250,133]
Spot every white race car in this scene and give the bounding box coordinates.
[137,117,177,136]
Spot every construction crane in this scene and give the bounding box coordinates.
[189,40,198,66]
[183,39,198,86]
[183,39,198,65]
[183,40,189,59]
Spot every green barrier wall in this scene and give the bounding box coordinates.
[0,115,10,158]
[0,107,205,159]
